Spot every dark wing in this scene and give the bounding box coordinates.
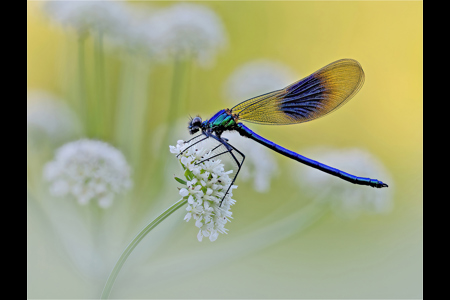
[231,59,365,125]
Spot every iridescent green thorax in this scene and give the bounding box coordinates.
[203,109,239,136]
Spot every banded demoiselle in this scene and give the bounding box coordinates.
[179,59,388,204]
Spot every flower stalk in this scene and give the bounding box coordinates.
[77,35,87,127]
[100,197,187,299]
[93,31,106,138]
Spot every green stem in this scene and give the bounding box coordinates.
[94,32,105,138]
[100,198,187,299]
[115,53,135,151]
[129,55,151,171]
[168,59,183,121]
[89,203,104,274]
[77,35,87,128]
[169,58,191,119]
[63,35,77,112]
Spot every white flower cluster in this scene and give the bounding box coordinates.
[27,91,80,147]
[147,3,227,66]
[223,59,297,102]
[110,6,157,55]
[43,2,226,66]
[44,0,128,35]
[44,139,132,208]
[222,131,278,193]
[170,140,237,242]
[294,147,393,218]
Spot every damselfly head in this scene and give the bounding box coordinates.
[188,116,202,135]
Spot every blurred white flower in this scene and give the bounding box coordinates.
[44,139,132,208]
[44,0,159,55]
[293,147,393,218]
[222,131,278,193]
[109,6,157,54]
[223,60,297,102]
[170,139,237,242]
[147,3,227,66]
[27,91,80,147]
[44,0,128,35]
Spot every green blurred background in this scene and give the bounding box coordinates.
[27,1,422,299]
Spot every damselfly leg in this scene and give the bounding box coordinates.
[208,134,245,206]
[177,133,209,158]
[182,133,204,144]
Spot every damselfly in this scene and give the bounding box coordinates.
[179,59,388,204]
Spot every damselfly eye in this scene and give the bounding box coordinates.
[192,116,202,126]
[188,116,202,135]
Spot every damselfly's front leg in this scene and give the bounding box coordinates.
[182,133,204,145]
[177,133,209,158]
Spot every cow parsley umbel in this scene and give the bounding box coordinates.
[44,0,128,35]
[170,140,237,242]
[44,139,132,208]
[27,91,80,147]
[148,3,227,66]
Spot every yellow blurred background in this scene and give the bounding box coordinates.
[27,1,422,299]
